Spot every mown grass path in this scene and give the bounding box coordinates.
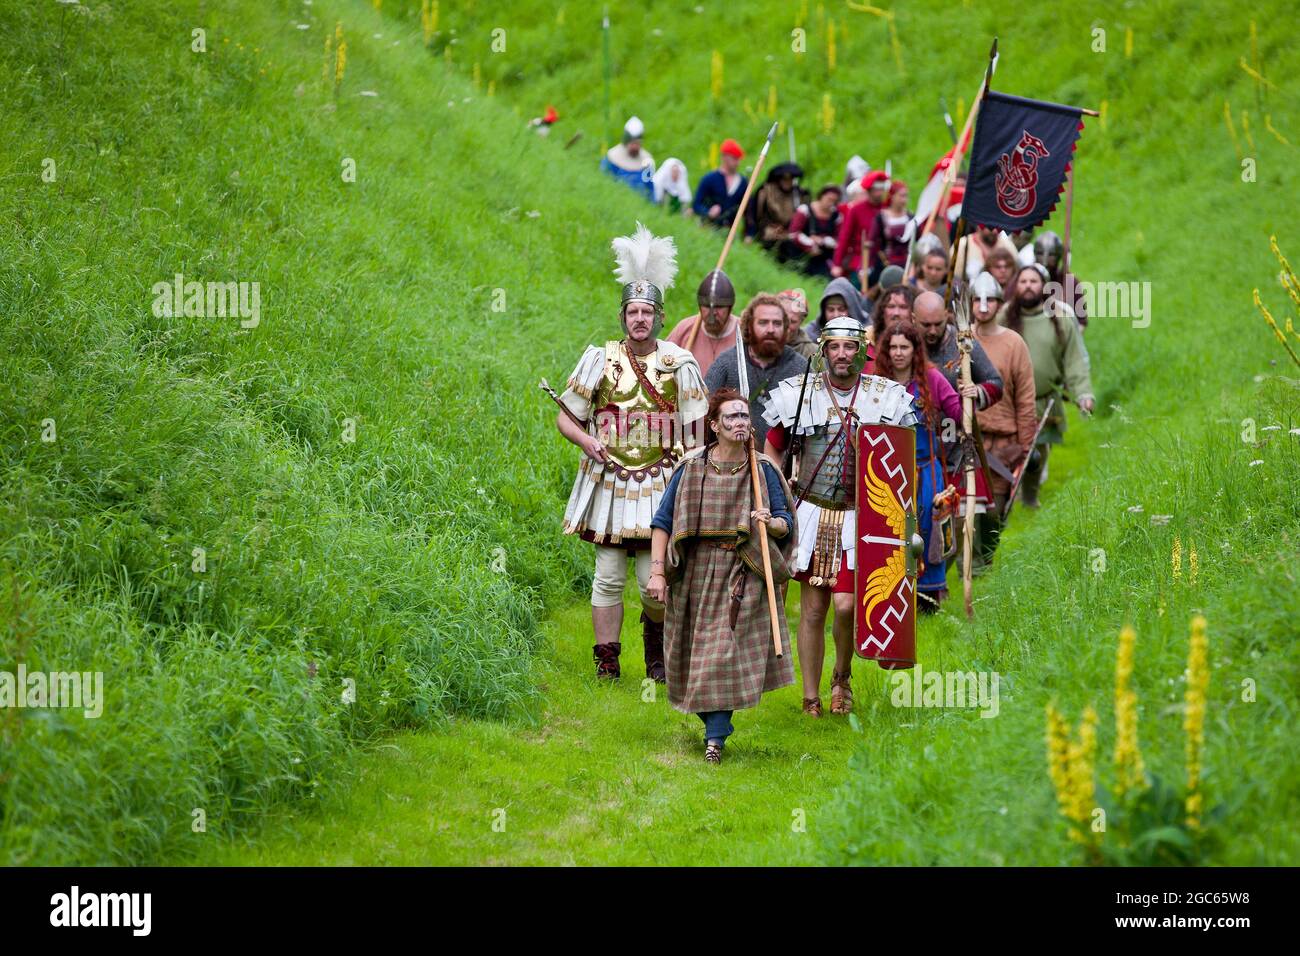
[193,594,866,865]
[191,437,1086,867]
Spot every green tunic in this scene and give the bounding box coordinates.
[1003,302,1093,445]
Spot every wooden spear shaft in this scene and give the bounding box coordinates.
[747,433,784,658]
[960,344,976,619]
[905,39,997,282]
[686,122,779,351]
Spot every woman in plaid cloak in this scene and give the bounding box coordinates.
[646,389,797,764]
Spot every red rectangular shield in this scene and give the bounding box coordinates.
[855,423,918,669]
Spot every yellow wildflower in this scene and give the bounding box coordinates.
[1113,626,1145,798]
[1184,616,1209,828]
[710,50,723,102]
[1189,544,1198,587]
[1172,536,1182,581]
[821,92,834,134]
[827,19,836,72]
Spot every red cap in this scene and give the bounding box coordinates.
[543,105,559,124]
[720,138,745,159]
[861,170,889,191]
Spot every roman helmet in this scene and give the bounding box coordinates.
[612,222,678,337]
[818,314,867,352]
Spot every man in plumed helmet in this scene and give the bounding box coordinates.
[555,224,709,681]
[667,268,737,375]
[761,315,918,718]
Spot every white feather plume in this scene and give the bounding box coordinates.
[611,222,678,293]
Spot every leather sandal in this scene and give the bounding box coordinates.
[802,697,823,718]
[830,670,853,715]
[705,741,724,764]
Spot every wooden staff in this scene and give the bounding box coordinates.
[1061,164,1075,273]
[955,295,977,620]
[747,431,783,658]
[686,122,780,351]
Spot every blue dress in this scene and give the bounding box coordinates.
[909,382,949,596]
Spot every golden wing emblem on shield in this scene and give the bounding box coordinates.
[861,452,907,624]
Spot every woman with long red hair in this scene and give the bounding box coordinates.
[874,321,962,610]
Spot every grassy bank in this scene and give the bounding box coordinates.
[2,0,1296,865]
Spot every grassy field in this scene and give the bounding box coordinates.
[2,0,1297,865]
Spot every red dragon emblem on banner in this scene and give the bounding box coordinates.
[995,130,1051,218]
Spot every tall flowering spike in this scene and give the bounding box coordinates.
[323,31,333,83]
[1172,536,1182,580]
[1046,703,1072,819]
[1184,616,1210,828]
[1113,626,1146,799]
[827,19,837,72]
[821,92,834,134]
[1066,706,1099,843]
[711,50,723,102]
[1189,544,1199,587]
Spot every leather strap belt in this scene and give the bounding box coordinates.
[793,487,852,511]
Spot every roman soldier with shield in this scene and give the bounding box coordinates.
[551,224,709,682]
[762,316,918,717]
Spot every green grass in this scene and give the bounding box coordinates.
[2,0,1298,865]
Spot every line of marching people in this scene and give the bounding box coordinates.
[553,216,1094,762]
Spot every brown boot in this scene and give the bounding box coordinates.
[593,642,621,680]
[641,611,666,683]
[830,669,853,715]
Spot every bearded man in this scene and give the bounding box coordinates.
[761,316,918,717]
[704,293,808,425]
[667,269,738,375]
[556,224,708,681]
[999,263,1095,507]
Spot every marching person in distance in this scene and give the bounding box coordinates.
[913,250,950,296]
[777,288,819,360]
[830,170,890,289]
[788,184,843,278]
[874,320,962,611]
[647,388,796,764]
[953,223,1019,283]
[912,291,1003,412]
[748,163,805,257]
[998,263,1095,508]
[667,269,738,376]
[693,138,748,229]
[802,275,867,344]
[600,116,656,201]
[983,246,1018,297]
[652,157,694,218]
[762,316,918,716]
[705,294,808,426]
[1033,231,1088,329]
[866,179,913,286]
[556,225,708,682]
[969,271,1037,569]
[868,282,917,351]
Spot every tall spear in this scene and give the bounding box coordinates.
[685,122,780,351]
[943,38,999,620]
[732,283,784,658]
[904,38,998,282]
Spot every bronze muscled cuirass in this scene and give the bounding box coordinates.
[591,341,681,472]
